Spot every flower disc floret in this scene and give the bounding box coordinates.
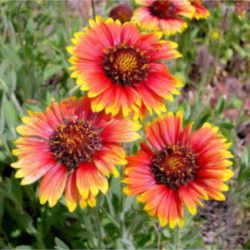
[149,0,178,19]
[49,119,102,170]
[102,44,149,87]
[151,145,198,190]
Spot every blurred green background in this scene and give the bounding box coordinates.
[0,0,249,249]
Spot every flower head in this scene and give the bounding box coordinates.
[190,0,210,19]
[12,97,140,211]
[235,0,249,18]
[109,3,133,23]
[133,0,194,36]
[210,30,220,41]
[123,112,233,228]
[67,16,182,118]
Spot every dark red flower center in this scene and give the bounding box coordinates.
[49,119,102,170]
[109,4,133,23]
[149,0,178,19]
[151,145,198,190]
[102,44,149,87]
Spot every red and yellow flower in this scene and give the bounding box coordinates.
[12,97,140,211]
[190,0,210,19]
[133,0,194,36]
[67,16,182,118]
[235,0,249,18]
[123,111,233,228]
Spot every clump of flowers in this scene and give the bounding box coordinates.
[11,1,234,232]
[12,97,140,211]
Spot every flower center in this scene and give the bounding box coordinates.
[109,4,133,23]
[151,146,198,190]
[49,119,102,170]
[102,45,149,87]
[149,0,177,19]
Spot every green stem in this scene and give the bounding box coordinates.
[0,134,14,160]
[94,206,104,249]
[10,93,24,115]
[101,207,120,228]
[174,227,180,250]
[157,226,162,250]
[67,84,80,96]
[91,0,96,19]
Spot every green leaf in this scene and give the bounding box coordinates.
[131,143,139,154]
[2,95,18,136]
[220,122,234,130]
[162,228,171,238]
[215,97,225,114]
[15,246,33,250]
[55,237,70,250]
[43,64,63,82]
[195,107,212,129]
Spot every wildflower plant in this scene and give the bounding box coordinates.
[2,0,249,249]
[12,0,231,233]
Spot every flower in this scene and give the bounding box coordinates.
[109,3,133,23]
[12,97,140,211]
[210,30,220,41]
[190,0,210,19]
[132,0,194,36]
[235,0,249,18]
[67,16,182,118]
[123,111,233,228]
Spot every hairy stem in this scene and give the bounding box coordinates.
[91,0,96,19]
[174,227,180,250]
[157,226,162,250]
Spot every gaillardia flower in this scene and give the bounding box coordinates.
[123,112,233,228]
[190,0,210,19]
[133,0,194,36]
[235,0,249,18]
[12,97,140,211]
[67,16,182,118]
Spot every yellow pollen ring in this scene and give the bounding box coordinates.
[115,52,138,73]
[164,156,185,171]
